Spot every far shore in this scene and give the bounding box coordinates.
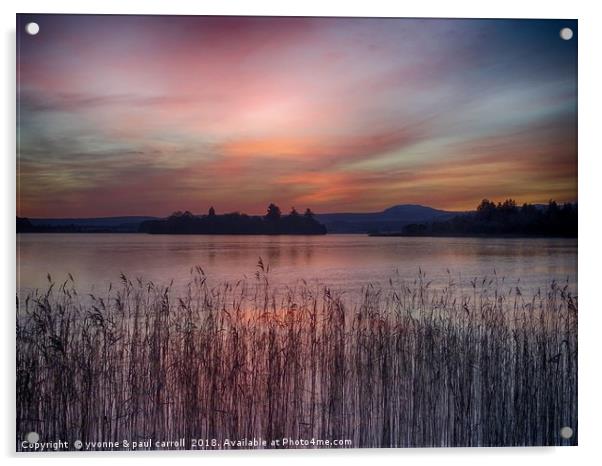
[16,230,578,239]
[369,232,577,239]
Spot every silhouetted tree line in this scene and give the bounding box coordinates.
[138,204,327,235]
[401,199,577,237]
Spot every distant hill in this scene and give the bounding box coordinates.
[18,206,458,234]
[18,201,575,237]
[371,199,577,238]
[315,204,457,233]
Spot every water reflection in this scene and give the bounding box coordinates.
[17,233,577,295]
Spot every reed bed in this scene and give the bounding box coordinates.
[16,265,577,449]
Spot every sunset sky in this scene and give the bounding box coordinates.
[17,15,577,218]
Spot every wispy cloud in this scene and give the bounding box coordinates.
[17,15,577,217]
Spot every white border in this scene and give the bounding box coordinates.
[2,1,601,465]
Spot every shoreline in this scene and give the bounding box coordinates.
[369,232,577,239]
[16,231,577,239]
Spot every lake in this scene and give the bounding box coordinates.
[17,232,579,448]
[17,234,577,297]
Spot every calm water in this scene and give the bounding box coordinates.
[17,234,577,296]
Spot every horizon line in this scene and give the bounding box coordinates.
[17,198,578,220]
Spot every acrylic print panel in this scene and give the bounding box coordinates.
[16,14,577,451]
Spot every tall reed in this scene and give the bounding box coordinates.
[16,266,577,449]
